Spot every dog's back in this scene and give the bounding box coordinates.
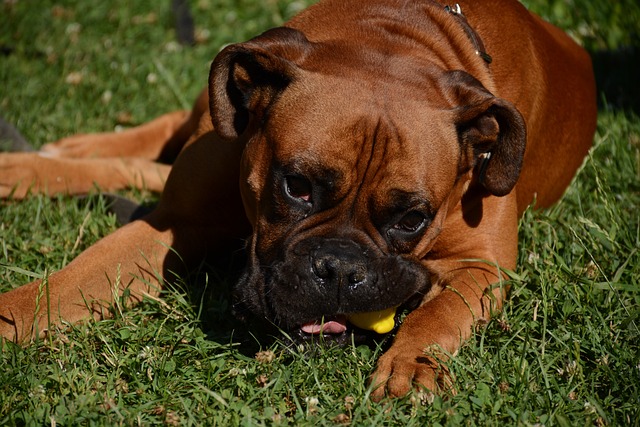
[460,0,597,210]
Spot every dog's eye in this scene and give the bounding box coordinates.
[285,176,312,203]
[394,211,426,233]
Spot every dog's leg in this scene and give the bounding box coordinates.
[0,215,177,342]
[40,90,209,162]
[0,154,172,197]
[39,111,191,160]
[0,90,209,198]
[0,212,229,342]
[371,266,502,397]
[371,195,519,398]
[0,124,248,343]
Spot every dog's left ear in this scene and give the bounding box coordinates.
[209,27,311,141]
[445,71,527,197]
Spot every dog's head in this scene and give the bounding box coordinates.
[208,27,526,339]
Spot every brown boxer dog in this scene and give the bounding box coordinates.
[0,0,596,398]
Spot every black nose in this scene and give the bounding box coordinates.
[311,239,368,287]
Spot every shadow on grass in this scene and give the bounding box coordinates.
[591,46,640,114]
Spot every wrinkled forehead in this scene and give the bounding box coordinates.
[263,73,460,203]
[264,75,372,157]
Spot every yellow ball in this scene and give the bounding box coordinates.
[347,306,397,334]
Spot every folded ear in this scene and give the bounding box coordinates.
[209,27,311,141]
[445,71,527,197]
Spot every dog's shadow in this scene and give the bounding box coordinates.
[591,46,640,114]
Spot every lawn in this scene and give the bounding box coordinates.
[1,0,639,425]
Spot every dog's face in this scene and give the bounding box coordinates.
[209,28,525,336]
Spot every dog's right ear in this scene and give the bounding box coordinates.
[209,27,311,141]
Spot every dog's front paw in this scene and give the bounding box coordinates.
[370,344,453,400]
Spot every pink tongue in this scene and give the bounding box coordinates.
[301,317,348,335]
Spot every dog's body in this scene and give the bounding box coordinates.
[0,0,595,398]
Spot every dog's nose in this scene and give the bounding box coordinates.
[311,240,368,287]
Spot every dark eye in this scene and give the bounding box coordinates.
[285,175,312,203]
[394,211,426,233]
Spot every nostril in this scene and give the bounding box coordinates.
[347,262,367,285]
[312,254,332,279]
[348,270,366,285]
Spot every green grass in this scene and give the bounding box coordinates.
[1,0,639,425]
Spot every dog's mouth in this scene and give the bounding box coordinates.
[289,310,401,346]
[301,315,350,335]
[232,254,430,346]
